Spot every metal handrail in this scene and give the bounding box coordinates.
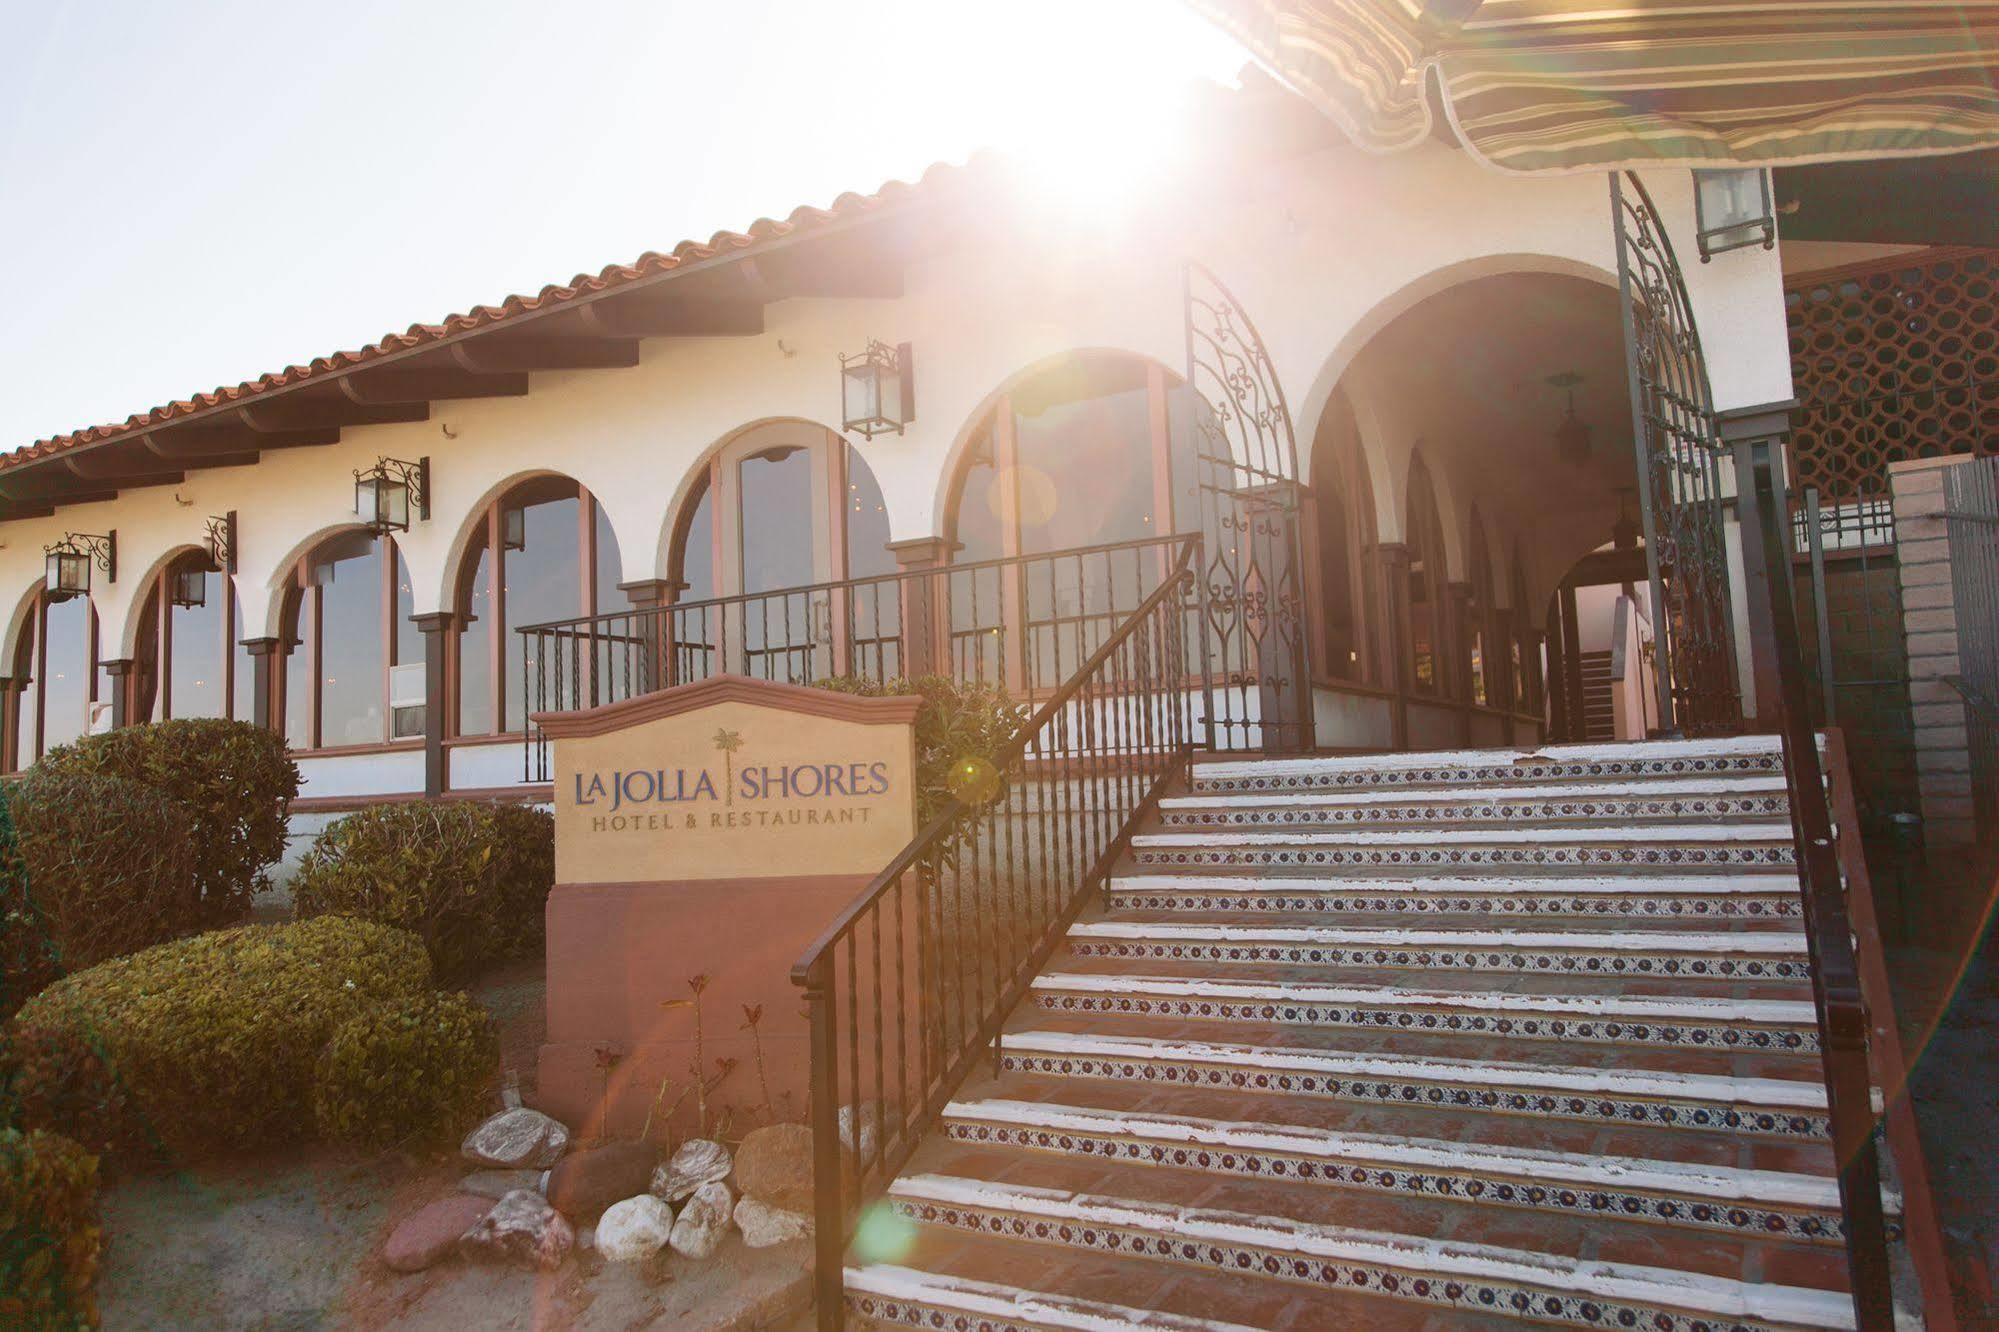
[789,532,1203,1331]
[1749,448,1895,1330]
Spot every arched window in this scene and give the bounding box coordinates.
[456,478,629,736]
[131,552,256,725]
[663,425,893,681]
[1405,456,1448,696]
[277,530,419,750]
[10,589,102,766]
[1467,509,1496,707]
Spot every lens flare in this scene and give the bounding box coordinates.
[850,1200,917,1264]
[947,755,1004,807]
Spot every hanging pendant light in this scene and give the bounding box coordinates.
[1547,372,1591,467]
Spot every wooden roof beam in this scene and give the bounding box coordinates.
[449,337,640,374]
[340,368,530,405]
[63,448,186,485]
[576,298,764,339]
[142,426,340,460]
[237,401,428,433]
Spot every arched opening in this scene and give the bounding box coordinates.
[10,587,103,766]
[277,529,419,750]
[455,476,628,738]
[130,550,257,725]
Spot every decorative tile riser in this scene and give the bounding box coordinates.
[1102,891,1804,920]
[884,1198,1808,1332]
[1159,795,1789,828]
[1195,754,1785,797]
[998,1051,1830,1139]
[845,1294,1046,1332]
[935,1120,1846,1245]
[1068,939,1811,981]
[1030,992,1820,1054]
[1132,846,1794,869]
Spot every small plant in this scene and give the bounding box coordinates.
[812,675,1027,823]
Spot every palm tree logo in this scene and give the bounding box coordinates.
[713,728,743,806]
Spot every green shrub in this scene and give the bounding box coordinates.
[312,990,497,1150]
[290,801,554,979]
[813,675,1028,823]
[1,772,199,1023]
[3,917,433,1163]
[0,1128,100,1330]
[37,719,299,927]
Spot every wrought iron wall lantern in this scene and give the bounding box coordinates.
[354,456,430,534]
[1692,168,1775,262]
[171,512,237,609]
[838,339,914,439]
[1548,372,1592,466]
[44,530,114,602]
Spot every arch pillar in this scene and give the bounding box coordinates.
[887,537,958,680]
[241,637,282,732]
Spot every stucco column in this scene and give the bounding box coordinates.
[1546,606,1571,742]
[1375,542,1413,751]
[1445,580,1476,744]
[619,579,685,694]
[241,637,282,731]
[411,612,457,799]
[887,538,958,681]
[0,677,21,774]
[101,659,137,729]
[1491,608,1516,713]
[1523,627,1547,737]
[1719,401,1799,730]
[1559,586,1585,742]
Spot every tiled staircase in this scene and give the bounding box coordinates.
[844,737,1902,1332]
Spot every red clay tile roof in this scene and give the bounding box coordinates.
[7,159,974,473]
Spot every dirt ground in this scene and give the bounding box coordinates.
[91,956,813,1331]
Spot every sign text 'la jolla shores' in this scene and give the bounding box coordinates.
[573,725,896,833]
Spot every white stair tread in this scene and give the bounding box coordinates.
[1195,735,1789,784]
[1003,1030,1829,1108]
[1108,873,1799,897]
[1032,972,1818,1024]
[1133,824,1793,847]
[846,1266,1265,1332]
[1162,776,1790,809]
[944,1098,1851,1209]
[888,1174,1855,1330]
[1070,921,1808,955]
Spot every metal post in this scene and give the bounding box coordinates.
[806,961,844,1332]
[1804,488,1837,724]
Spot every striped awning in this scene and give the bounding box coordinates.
[1189,1,1999,173]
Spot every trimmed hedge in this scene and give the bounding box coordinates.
[312,990,497,1150]
[813,674,1027,822]
[0,1128,100,1330]
[1,771,199,1023]
[3,917,434,1163]
[290,802,554,979]
[36,719,299,927]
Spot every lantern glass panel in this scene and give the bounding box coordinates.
[877,357,904,426]
[1694,168,1770,255]
[172,566,208,608]
[842,359,882,429]
[46,549,88,600]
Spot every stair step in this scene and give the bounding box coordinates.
[884,1174,1855,1331]
[1130,823,1797,871]
[940,1097,1856,1244]
[1104,873,1803,920]
[1158,778,1790,829]
[1065,920,1811,980]
[1192,736,1790,798]
[1027,972,1821,1052]
[996,1029,1830,1138]
[846,1264,1276,1332]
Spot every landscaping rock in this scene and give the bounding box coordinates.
[652,1137,731,1202]
[545,1139,658,1219]
[668,1179,734,1260]
[459,1168,544,1200]
[734,1197,812,1248]
[457,1188,574,1271]
[732,1123,813,1211]
[838,1101,883,1162]
[383,1194,492,1273]
[596,1194,676,1263]
[461,1107,569,1169]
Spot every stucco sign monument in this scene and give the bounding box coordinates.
[535,674,920,1135]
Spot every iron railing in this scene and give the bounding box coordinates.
[516,534,1198,780]
[1749,448,1895,1331]
[788,536,1202,1331]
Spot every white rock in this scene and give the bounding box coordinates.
[596,1194,675,1263]
[457,1188,574,1270]
[733,1197,813,1248]
[668,1179,734,1260]
[461,1108,569,1169]
[838,1101,883,1162]
[651,1137,732,1202]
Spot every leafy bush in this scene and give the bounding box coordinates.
[3,917,433,1163]
[814,675,1028,823]
[1,771,199,1023]
[36,719,299,927]
[312,990,497,1150]
[290,802,554,979]
[0,1128,100,1330]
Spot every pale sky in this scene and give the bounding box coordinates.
[0,0,1246,450]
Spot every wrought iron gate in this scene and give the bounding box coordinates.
[1611,173,1744,735]
[1184,262,1313,752]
